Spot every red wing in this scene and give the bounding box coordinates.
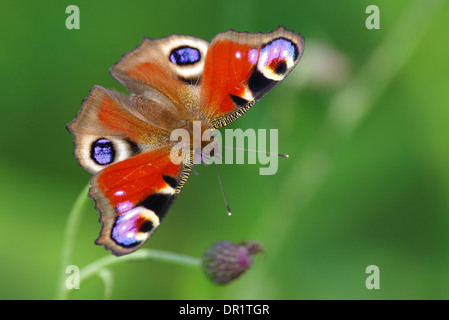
[90,148,192,256]
[199,26,304,129]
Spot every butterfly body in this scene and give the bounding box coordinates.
[68,26,304,256]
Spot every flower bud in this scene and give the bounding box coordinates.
[202,240,264,285]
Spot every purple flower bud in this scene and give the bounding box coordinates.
[202,240,264,285]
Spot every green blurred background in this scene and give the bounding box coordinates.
[1,0,448,299]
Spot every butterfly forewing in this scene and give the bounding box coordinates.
[200,26,304,129]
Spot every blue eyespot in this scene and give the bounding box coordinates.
[259,38,299,74]
[169,46,201,66]
[269,38,298,60]
[112,209,141,247]
[112,208,154,248]
[91,138,114,165]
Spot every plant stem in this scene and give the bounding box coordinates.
[55,183,91,300]
[97,269,114,300]
[81,249,201,281]
[59,249,201,300]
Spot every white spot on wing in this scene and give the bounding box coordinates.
[248,49,259,64]
[158,185,175,195]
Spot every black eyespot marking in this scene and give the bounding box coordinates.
[139,220,154,233]
[163,175,178,189]
[91,138,115,165]
[275,61,287,75]
[139,193,171,218]
[169,46,201,66]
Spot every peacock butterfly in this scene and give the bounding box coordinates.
[67,26,304,256]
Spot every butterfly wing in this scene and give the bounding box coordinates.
[199,26,304,129]
[91,148,191,256]
[67,85,192,256]
[110,34,209,117]
[67,85,169,174]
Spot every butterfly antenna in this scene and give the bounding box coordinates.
[222,145,290,158]
[215,163,232,216]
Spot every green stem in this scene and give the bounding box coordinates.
[97,269,114,300]
[80,249,201,282]
[55,183,91,300]
[60,249,201,300]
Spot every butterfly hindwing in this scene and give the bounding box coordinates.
[91,148,192,256]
